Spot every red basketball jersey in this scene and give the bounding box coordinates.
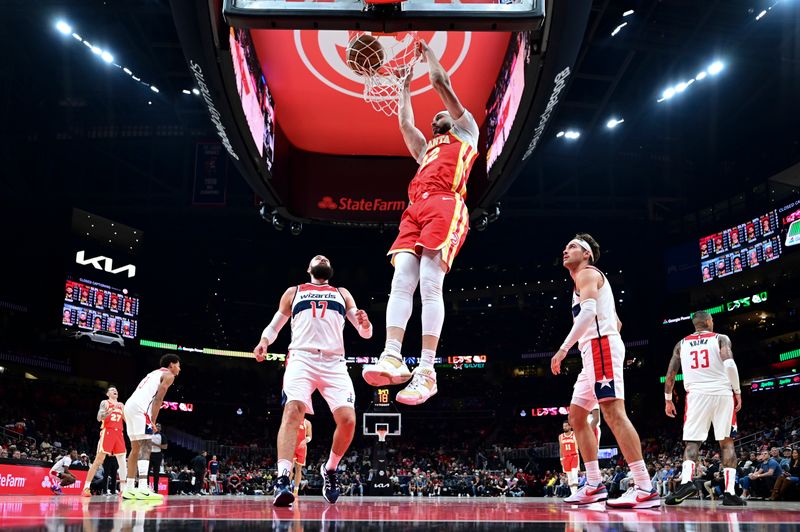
[102,401,124,431]
[407,131,479,203]
[296,422,307,448]
[559,432,578,457]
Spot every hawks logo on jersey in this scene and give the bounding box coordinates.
[102,402,124,431]
[408,130,479,202]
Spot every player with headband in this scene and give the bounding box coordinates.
[551,233,660,508]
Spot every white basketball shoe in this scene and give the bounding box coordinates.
[362,352,412,387]
[396,367,438,406]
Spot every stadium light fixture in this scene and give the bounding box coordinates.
[100,51,114,64]
[606,117,625,129]
[556,131,565,138]
[611,22,628,37]
[708,61,724,75]
[564,130,581,140]
[623,9,634,17]
[55,20,72,35]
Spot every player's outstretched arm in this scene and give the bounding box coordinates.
[718,334,742,411]
[418,40,466,120]
[340,287,373,339]
[550,269,601,375]
[398,67,426,161]
[664,342,681,417]
[254,287,295,361]
[151,373,176,425]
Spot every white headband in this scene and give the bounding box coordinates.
[570,239,594,261]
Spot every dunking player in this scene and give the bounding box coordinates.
[253,255,372,507]
[559,421,580,495]
[551,234,660,508]
[664,310,745,506]
[122,354,181,500]
[48,449,78,495]
[81,386,127,497]
[362,40,479,406]
[293,417,312,497]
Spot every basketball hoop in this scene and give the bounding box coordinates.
[346,31,422,117]
[375,422,390,442]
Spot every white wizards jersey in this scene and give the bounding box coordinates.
[571,266,620,348]
[128,368,170,408]
[288,283,347,356]
[679,331,730,395]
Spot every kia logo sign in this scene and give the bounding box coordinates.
[75,251,136,278]
[317,196,406,212]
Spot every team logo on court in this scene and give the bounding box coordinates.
[294,31,471,99]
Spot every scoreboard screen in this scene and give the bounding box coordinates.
[63,279,139,339]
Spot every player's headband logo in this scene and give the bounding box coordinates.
[570,239,594,262]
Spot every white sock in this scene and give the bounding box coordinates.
[419,349,436,370]
[585,460,602,485]
[724,467,736,495]
[126,478,136,491]
[325,451,343,472]
[629,460,652,491]
[137,460,149,490]
[277,459,292,478]
[138,477,149,490]
[680,460,695,485]
[384,339,403,359]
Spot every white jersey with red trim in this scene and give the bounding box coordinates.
[571,266,620,349]
[127,368,170,409]
[288,283,347,356]
[679,331,731,395]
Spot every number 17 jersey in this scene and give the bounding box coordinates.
[288,283,347,356]
[679,331,731,395]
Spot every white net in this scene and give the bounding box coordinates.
[346,32,422,116]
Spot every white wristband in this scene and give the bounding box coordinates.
[664,393,672,401]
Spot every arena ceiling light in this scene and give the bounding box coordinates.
[606,117,625,129]
[610,21,628,37]
[53,19,160,97]
[657,59,726,102]
[558,130,581,140]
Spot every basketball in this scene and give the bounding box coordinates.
[346,34,385,75]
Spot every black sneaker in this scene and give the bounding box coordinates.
[665,482,698,505]
[722,492,746,506]
[273,475,294,507]
[320,464,340,504]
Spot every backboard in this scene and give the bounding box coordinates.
[224,0,543,32]
[363,411,401,437]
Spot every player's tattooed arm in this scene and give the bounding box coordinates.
[718,334,734,361]
[664,342,682,398]
[97,400,110,422]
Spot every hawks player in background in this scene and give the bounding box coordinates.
[293,417,312,497]
[253,255,372,507]
[122,354,181,501]
[559,421,580,496]
[81,385,127,497]
[362,40,479,406]
[551,234,659,508]
[664,310,745,506]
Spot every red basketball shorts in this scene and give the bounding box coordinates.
[561,454,579,472]
[98,428,126,455]
[388,192,469,272]
[294,442,307,466]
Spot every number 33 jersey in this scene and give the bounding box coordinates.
[288,283,347,356]
[679,332,730,395]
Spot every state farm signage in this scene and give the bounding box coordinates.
[317,196,406,213]
[0,464,88,495]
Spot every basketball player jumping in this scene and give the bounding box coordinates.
[362,40,479,406]
[551,234,660,508]
[81,385,127,497]
[253,255,372,507]
[559,421,580,496]
[122,354,181,500]
[664,310,745,506]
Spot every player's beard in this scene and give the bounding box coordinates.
[310,264,333,281]
[433,122,452,135]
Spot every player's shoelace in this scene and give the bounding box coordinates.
[323,469,338,493]
[406,373,431,391]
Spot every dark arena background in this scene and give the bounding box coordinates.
[1,0,800,529]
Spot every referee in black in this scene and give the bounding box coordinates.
[150,423,168,493]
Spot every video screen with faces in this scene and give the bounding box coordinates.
[699,210,781,283]
[63,279,139,338]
